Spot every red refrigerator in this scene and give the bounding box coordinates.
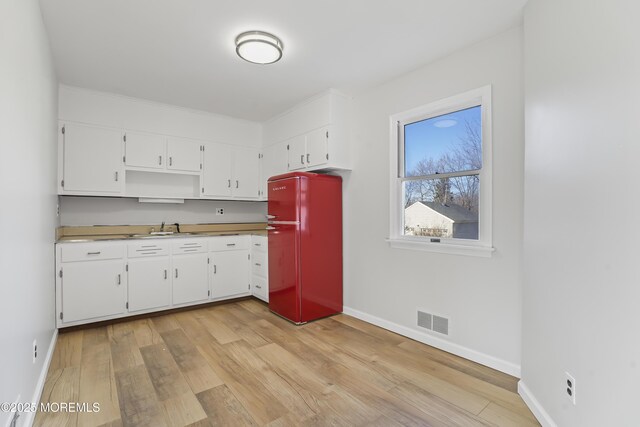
[267,172,343,324]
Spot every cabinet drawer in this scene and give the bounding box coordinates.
[209,235,249,252]
[171,238,208,254]
[251,251,268,278]
[127,241,170,257]
[60,243,125,262]
[252,275,268,301]
[251,236,267,252]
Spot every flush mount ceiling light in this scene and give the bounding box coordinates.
[235,30,283,64]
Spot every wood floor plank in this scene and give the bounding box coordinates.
[130,318,165,347]
[161,392,207,427]
[197,340,289,425]
[49,331,83,371]
[151,314,181,333]
[195,309,241,344]
[40,299,539,427]
[33,367,80,427]
[195,385,258,426]
[223,340,320,419]
[115,365,168,427]
[77,340,121,426]
[139,343,192,401]
[109,322,144,373]
[479,402,541,427]
[159,328,224,393]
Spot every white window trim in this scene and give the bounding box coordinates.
[388,85,494,257]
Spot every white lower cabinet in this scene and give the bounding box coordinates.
[56,235,257,327]
[57,242,127,325]
[127,257,171,312]
[172,253,209,305]
[211,250,250,299]
[251,235,269,302]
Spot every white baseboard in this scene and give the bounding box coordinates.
[23,329,58,427]
[342,306,521,377]
[518,381,556,427]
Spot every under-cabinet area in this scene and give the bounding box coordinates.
[56,233,268,328]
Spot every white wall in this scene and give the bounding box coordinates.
[59,196,266,226]
[0,0,58,426]
[59,85,262,146]
[521,0,640,425]
[342,27,524,373]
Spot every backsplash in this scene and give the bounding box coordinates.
[59,196,267,226]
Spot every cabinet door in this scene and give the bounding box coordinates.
[63,123,123,193]
[262,141,289,196]
[211,250,249,299]
[202,143,233,197]
[233,146,260,199]
[167,138,202,172]
[172,253,209,305]
[128,257,171,312]
[61,260,126,323]
[305,126,329,168]
[125,132,166,170]
[287,135,307,171]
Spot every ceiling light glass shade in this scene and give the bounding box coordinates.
[235,31,283,64]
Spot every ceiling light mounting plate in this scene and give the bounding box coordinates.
[235,30,283,64]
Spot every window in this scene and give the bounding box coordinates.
[389,86,493,257]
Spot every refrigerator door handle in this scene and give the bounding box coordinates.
[266,226,277,230]
[266,214,277,219]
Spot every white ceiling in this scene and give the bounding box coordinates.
[39,0,527,122]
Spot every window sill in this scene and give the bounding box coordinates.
[386,238,494,258]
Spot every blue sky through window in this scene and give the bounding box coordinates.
[404,105,481,174]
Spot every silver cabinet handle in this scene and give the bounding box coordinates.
[255,263,261,267]
[228,179,231,188]
[254,243,261,247]
[117,274,121,285]
[159,155,162,165]
[87,251,101,255]
[255,285,262,289]
[164,269,167,279]
[214,265,217,274]
[115,171,119,181]
[307,153,310,163]
[236,180,239,188]
[175,268,178,278]
[169,157,173,166]
[226,243,236,247]
[301,154,304,164]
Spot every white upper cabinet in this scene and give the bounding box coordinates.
[305,126,329,168]
[125,131,166,170]
[202,142,233,197]
[233,146,261,199]
[60,123,124,194]
[202,143,260,200]
[261,141,289,198]
[262,89,351,173]
[287,135,307,171]
[167,137,202,173]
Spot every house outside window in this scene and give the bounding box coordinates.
[388,86,494,257]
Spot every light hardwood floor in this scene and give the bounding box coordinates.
[34,299,539,427]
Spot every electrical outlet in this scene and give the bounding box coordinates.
[33,339,37,364]
[216,208,224,215]
[565,371,576,405]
